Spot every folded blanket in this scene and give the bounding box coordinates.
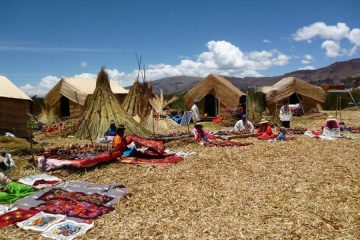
[18,174,62,189]
[41,220,94,240]
[0,208,39,228]
[17,212,66,232]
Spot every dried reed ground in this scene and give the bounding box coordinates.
[1,112,359,239]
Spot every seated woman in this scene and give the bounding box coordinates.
[191,123,211,143]
[104,120,117,138]
[113,125,137,157]
[257,119,273,139]
[322,116,340,137]
[234,115,254,132]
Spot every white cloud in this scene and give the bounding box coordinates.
[348,28,360,46]
[293,22,360,57]
[20,40,291,95]
[321,40,343,57]
[298,66,316,70]
[293,22,349,41]
[20,75,60,97]
[301,54,313,64]
[80,61,87,68]
[263,39,271,43]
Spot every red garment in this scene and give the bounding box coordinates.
[212,116,224,123]
[0,208,39,228]
[257,125,273,139]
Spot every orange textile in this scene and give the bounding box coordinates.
[257,126,273,139]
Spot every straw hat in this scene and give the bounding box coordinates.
[193,98,199,103]
[326,115,337,122]
[259,119,268,124]
[194,122,203,128]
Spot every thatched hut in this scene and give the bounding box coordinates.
[184,74,246,117]
[261,77,326,113]
[0,76,32,137]
[75,69,150,140]
[44,77,128,119]
[122,80,154,121]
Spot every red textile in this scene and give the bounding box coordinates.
[38,189,113,205]
[204,140,252,147]
[212,116,224,123]
[127,135,165,154]
[0,208,39,228]
[33,179,60,186]
[31,199,113,219]
[257,125,273,139]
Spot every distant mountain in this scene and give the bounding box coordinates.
[150,58,360,94]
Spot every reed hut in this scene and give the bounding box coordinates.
[0,76,32,137]
[261,77,326,113]
[44,77,128,119]
[122,80,154,121]
[184,74,246,117]
[75,69,150,140]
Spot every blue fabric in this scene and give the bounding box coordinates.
[104,129,116,136]
[172,115,182,124]
[276,132,286,141]
[122,147,136,157]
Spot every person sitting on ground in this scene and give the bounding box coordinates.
[234,115,254,132]
[276,127,287,141]
[322,116,340,137]
[257,119,273,139]
[191,123,210,143]
[112,124,139,157]
[104,120,117,137]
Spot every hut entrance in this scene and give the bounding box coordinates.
[289,92,301,104]
[60,96,70,117]
[204,94,218,117]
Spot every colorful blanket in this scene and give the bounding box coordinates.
[18,174,62,189]
[37,151,122,171]
[31,199,113,219]
[38,188,113,205]
[41,220,93,240]
[17,212,66,232]
[0,182,36,204]
[204,140,253,147]
[0,208,39,228]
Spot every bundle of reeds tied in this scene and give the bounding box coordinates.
[122,80,154,121]
[75,68,150,140]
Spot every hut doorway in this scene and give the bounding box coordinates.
[60,96,70,117]
[204,94,218,117]
[289,93,301,104]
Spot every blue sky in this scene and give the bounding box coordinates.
[0,0,359,96]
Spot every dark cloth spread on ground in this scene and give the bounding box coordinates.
[120,149,183,166]
[31,198,113,219]
[204,140,253,147]
[38,188,113,205]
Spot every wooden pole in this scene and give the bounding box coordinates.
[295,92,305,115]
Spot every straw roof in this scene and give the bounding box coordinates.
[122,80,154,120]
[75,69,150,140]
[0,75,31,100]
[44,77,128,107]
[184,74,246,109]
[261,77,325,104]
